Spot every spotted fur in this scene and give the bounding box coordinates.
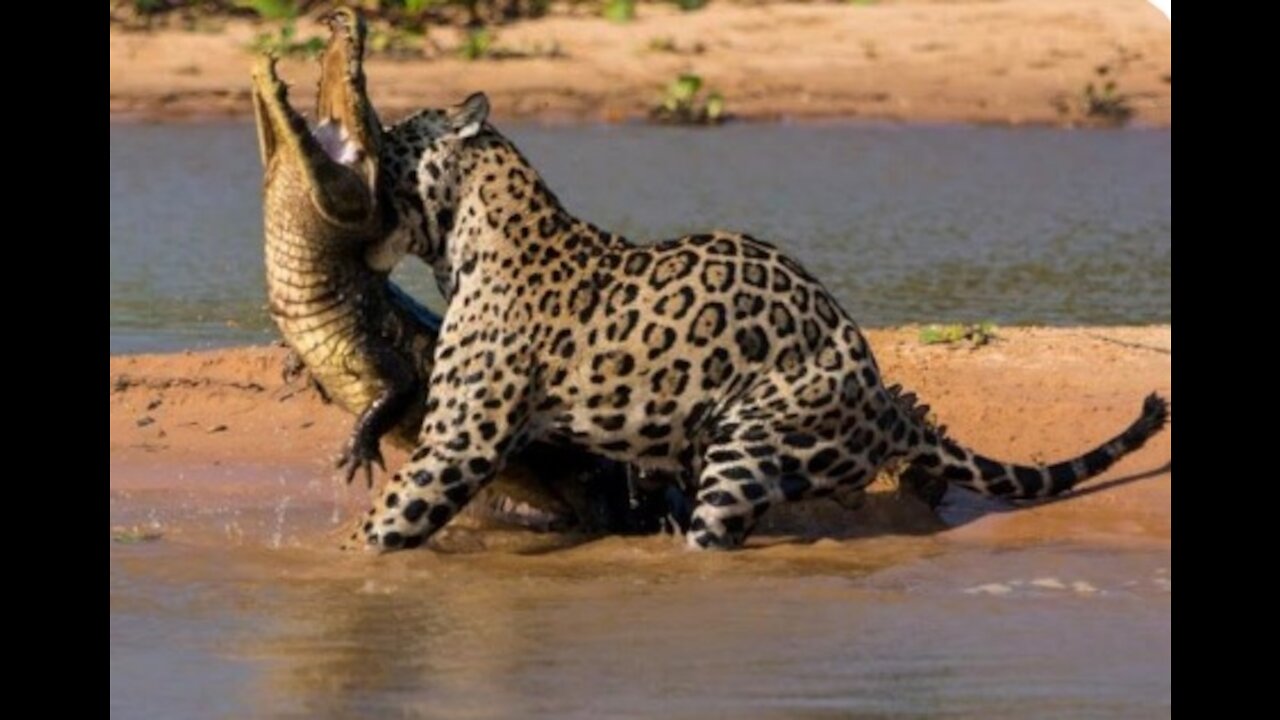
[351,94,1170,552]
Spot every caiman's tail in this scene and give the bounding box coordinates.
[894,388,1169,499]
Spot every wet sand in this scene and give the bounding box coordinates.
[109,0,1172,126]
[110,326,1171,717]
[110,325,1172,548]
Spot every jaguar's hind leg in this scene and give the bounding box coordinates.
[685,467,770,550]
[686,424,886,550]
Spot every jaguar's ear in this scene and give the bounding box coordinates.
[447,92,489,140]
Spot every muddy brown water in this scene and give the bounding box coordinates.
[110,461,1170,718]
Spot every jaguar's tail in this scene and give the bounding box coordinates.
[897,390,1169,499]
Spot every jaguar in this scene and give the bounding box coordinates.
[350,93,1169,551]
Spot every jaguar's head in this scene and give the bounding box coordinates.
[377,93,491,271]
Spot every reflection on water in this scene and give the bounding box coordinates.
[111,540,1171,719]
[109,123,1171,354]
[110,463,1170,718]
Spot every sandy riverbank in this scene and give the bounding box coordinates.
[109,325,1171,552]
[109,0,1171,126]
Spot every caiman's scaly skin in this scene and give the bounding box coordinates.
[253,9,668,532]
[254,27,426,487]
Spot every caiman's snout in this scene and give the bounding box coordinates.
[250,7,382,227]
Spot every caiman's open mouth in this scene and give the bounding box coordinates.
[251,7,382,224]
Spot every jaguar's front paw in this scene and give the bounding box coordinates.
[365,526,425,552]
[348,508,427,552]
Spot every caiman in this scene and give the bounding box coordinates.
[251,10,670,532]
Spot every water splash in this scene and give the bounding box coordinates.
[270,495,291,550]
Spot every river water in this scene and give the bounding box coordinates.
[109,122,1170,354]
[110,461,1170,719]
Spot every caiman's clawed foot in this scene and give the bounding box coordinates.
[337,428,386,489]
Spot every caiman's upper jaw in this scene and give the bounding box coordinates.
[251,55,375,226]
[314,6,381,187]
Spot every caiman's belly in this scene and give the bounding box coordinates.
[270,292,387,417]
